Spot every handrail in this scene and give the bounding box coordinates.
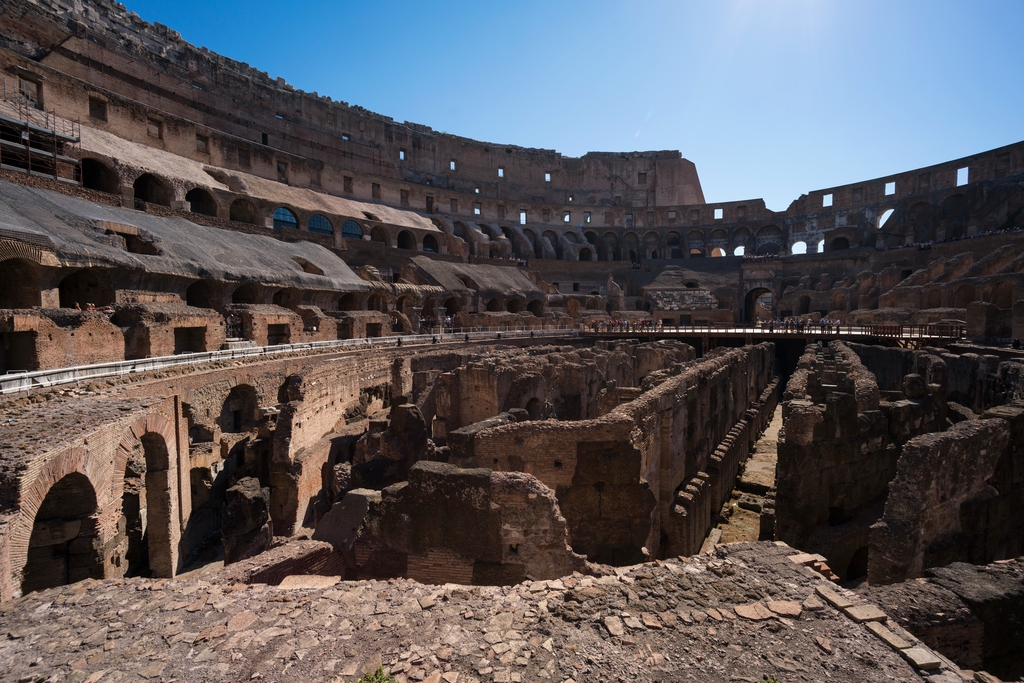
[0,327,575,395]
[580,323,967,339]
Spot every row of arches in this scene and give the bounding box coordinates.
[82,159,443,252]
[20,417,178,597]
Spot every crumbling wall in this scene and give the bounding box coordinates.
[776,341,953,581]
[869,402,1024,584]
[450,344,775,563]
[313,461,588,584]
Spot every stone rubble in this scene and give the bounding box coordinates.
[0,541,966,683]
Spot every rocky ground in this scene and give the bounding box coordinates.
[0,541,966,683]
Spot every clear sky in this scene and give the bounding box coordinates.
[121,0,1024,211]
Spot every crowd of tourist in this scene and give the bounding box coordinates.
[590,319,664,333]
[758,317,842,333]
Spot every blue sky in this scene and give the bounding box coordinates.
[122,0,1024,211]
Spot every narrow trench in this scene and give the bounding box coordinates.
[707,403,782,546]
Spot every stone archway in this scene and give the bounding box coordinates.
[22,472,102,594]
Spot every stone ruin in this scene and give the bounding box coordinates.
[0,0,1022,679]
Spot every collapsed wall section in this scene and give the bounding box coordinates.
[313,461,587,584]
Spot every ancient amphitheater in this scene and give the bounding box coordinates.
[0,1,1022,681]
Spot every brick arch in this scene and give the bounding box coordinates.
[111,412,179,498]
[8,445,108,597]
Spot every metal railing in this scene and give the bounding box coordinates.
[0,327,575,395]
[581,322,967,340]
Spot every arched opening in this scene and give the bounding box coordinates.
[185,188,217,217]
[816,239,825,253]
[744,288,772,323]
[367,293,389,312]
[423,234,439,253]
[185,280,215,309]
[953,285,976,309]
[579,247,593,261]
[443,297,461,315]
[229,199,261,226]
[666,232,682,259]
[687,230,705,256]
[527,299,544,317]
[23,472,101,594]
[689,248,704,258]
[132,173,172,207]
[272,287,299,309]
[846,546,869,582]
[140,433,173,577]
[486,298,503,312]
[650,250,659,259]
[397,230,416,250]
[338,293,362,311]
[604,232,621,261]
[308,214,333,235]
[341,220,363,240]
[710,247,726,258]
[273,207,298,229]
[81,158,118,194]
[830,237,850,251]
[877,208,894,229]
[755,225,783,254]
[221,384,258,433]
[231,283,258,304]
[797,295,811,315]
[791,241,807,255]
[507,298,525,313]
[522,229,541,259]
[583,231,605,261]
[58,269,114,309]
[733,246,745,257]
[542,230,562,260]
[0,258,42,308]
[925,289,943,309]
[370,227,390,246]
[525,397,543,420]
[453,222,476,256]
[395,295,414,317]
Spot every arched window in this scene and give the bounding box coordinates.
[342,220,363,240]
[397,230,416,250]
[185,188,217,217]
[133,173,172,207]
[230,199,261,225]
[733,246,745,256]
[710,247,726,257]
[791,241,807,255]
[423,234,439,253]
[817,239,825,253]
[308,214,333,235]
[878,209,894,229]
[273,207,298,229]
[81,158,118,194]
